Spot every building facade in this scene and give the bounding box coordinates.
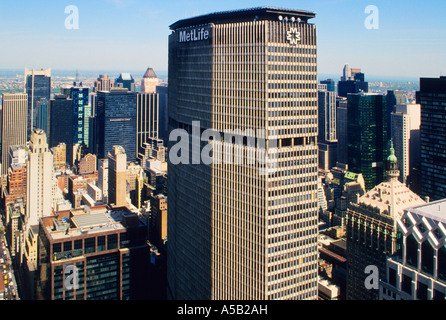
[380,199,446,300]
[94,89,137,162]
[347,93,387,191]
[37,206,150,300]
[345,143,425,300]
[391,104,421,186]
[26,129,54,227]
[167,7,319,300]
[24,68,51,138]
[419,76,446,201]
[1,93,28,176]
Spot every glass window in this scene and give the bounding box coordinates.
[84,238,95,254]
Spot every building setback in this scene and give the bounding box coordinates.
[167,6,319,300]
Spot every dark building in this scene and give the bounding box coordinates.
[320,79,335,92]
[93,89,137,162]
[347,93,387,191]
[419,76,446,201]
[69,84,89,147]
[156,85,169,146]
[115,73,135,92]
[168,6,319,300]
[37,206,151,300]
[49,94,74,165]
[338,80,368,98]
[24,68,51,139]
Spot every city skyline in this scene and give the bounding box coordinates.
[0,1,445,79]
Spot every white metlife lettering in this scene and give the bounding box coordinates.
[179,28,209,43]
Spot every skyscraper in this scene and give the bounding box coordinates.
[318,84,337,170]
[167,7,319,300]
[320,79,335,92]
[141,68,159,94]
[94,89,137,162]
[419,76,446,201]
[94,74,113,92]
[49,94,75,165]
[24,68,51,138]
[386,90,407,140]
[136,92,159,164]
[69,83,89,147]
[345,142,425,300]
[26,129,53,227]
[156,85,169,146]
[108,146,128,207]
[338,65,368,98]
[115,73,135,92]
[1,93,28,176]
[36,98,50,134]
[347,93,387,191]
[391,104,421,186]
[336,97,348,164]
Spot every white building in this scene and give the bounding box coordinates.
[391,104,421,185]
[26,129,53,227]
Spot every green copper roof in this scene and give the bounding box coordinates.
[387,140,397,163]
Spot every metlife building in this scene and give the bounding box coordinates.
[167,7,319,300]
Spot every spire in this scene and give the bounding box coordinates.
[386,139,399,181]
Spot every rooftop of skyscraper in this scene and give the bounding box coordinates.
[170,6,316,30]
[40,205,145,241]
[405,199,446,223]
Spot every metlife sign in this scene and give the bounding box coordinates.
[178,27,210,43]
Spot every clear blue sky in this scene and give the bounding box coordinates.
[0,0,445,79]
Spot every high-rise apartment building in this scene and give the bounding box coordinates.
[167,7,319,300]
[1,93,28,176]
[108,146,128,207]
[26,129,54,227]
[391,104,421,186]
[347,93,387,191]
[419,76,446,201]
[93,89,137,162]
[24,68,51,138]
